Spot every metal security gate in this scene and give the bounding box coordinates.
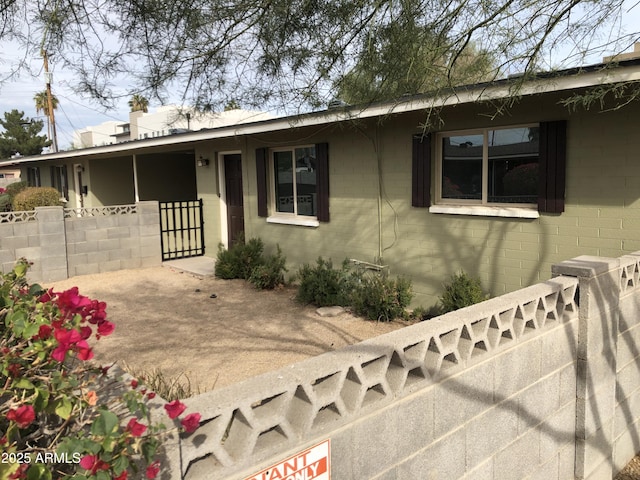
[159,200,205,261]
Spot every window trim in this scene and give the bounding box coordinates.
[255,142,331,223]
[434,124,540,209]
[267,144,320,223]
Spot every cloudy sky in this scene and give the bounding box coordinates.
[1,3,639,151]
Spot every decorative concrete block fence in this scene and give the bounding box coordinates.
[157,253,640,480]
[0,201,162,283]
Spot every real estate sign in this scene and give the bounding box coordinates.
[244,440,330,480]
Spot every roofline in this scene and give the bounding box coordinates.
[2,58,640,167]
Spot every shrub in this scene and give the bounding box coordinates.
[0,259,201,479]
[0,193,11,212]
[12,186,63,211]
[5,180,27,198]
[249,246,287,289]
[296,258,358,307]
[351,275,414,322]
[215,237,264,280]
[439,271,489,313]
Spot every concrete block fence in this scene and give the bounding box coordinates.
[161,253,640,480]
[0,201,161,283]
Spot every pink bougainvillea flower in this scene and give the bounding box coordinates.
[7,363,21,378]
[6,405,35,429]
[52,327,94,362]
[96,320,115,338]
[8,463,28,479]
[38,288,54,303]
[180,413,201,433]
[79,326,92,340]
[56,287,92,311]
[34,324,53,340]
[146,461,160,479]
[79,455,109,475]
[114,471,128,480]
[147,392,156,400]
[130,379,139,389]
[126,418,147,437]
[164,400,186,419]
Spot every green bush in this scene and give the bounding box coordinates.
[5,180,27,198]
[351,275,413,322]
[215,237,265,280]
[249,246,287,289]
[439,271,489,313]
[296,258,358,307]
[0,193,11,211]
[12,186,63,211]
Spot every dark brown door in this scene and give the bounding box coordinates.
[224,154,245,246]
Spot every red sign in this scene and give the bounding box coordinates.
[245,440,330,480]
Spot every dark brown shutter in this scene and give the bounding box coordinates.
[538,121,567,213]
[316,142,330,222]
[412,134,431,207]
[255,148,268,217]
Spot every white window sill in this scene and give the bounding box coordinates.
[429,205,539,219]
[266,215,320,227]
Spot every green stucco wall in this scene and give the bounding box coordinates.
[88,156,135,206]
[196,94,640,308]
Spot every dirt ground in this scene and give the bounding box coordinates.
[45,266,412,393]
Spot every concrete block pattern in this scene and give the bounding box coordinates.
[182,276,579,479]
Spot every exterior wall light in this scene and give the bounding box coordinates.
[197,156,209,167]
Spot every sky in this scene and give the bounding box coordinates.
[0,3,639,151]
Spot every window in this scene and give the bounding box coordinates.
[412,120,566,215]
[51,165,68,200]
[27,167,41,187]
[272,146,317,217]
[437,126,539,206]
[256,143,330,223]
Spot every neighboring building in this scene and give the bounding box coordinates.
[73,106,273,147]
[5,53,640,307]
[0,166,20,188]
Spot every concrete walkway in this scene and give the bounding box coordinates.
[162,256,215,277]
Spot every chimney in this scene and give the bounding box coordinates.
[603,42,640,63]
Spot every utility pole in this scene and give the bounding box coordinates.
[42,50,58,153]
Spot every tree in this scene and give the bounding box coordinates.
[0,0,638,114]
[33,90,59,147]
[128,94,149,113]
[0,110,51,159]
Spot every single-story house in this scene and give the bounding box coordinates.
[3,55,640,307]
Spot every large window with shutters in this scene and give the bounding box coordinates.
[256,142,330,225]
[437,125,539,206]
[412,120,566,216]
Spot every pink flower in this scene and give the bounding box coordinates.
[34,324,53,340]
[180,413,201,433]
[164,400,186,419]
[52,328,93,362]
[147,392,156,400]
[56,287,92,316]
[126,418,147,437]
[146,461,160,479]
[96,320,115,337]
[6,405,35,429]
[79,455,109,474]
[130,379,139,389]
[114,471,128,480]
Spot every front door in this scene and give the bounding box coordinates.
[224,154,245,246]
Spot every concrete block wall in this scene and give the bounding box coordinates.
[65,201,162,276]
[0,201,161,283]
[179,274,581,480]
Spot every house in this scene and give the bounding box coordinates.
[72,106,273,148]
[3,54,640,307]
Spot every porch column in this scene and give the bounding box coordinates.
[132,154,140,202]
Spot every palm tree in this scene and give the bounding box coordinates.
[34,90,59,148]
[128,94,149,113]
